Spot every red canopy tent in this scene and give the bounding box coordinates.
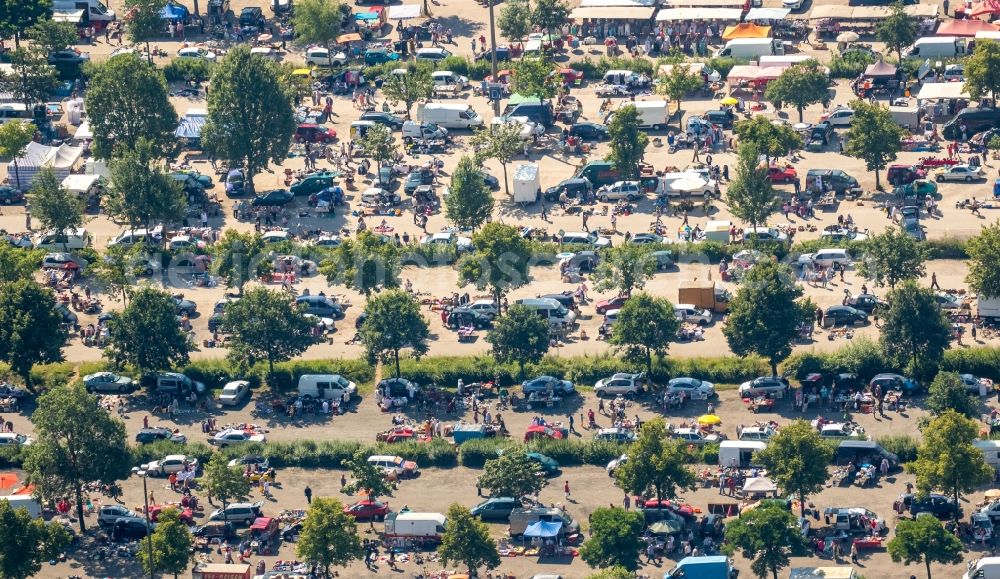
[969,0,1000,18]
[937,18,999,37]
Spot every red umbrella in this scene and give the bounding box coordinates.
[970,0,1000,18]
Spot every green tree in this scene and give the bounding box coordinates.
[605,104,648,180]
[0,245,42,283]
[478,450,545,498]
[212,230,268,296]
[23,383,132,532]
[856,227,926,289]
[592,244,656,297]
[616,419,697,505]
[223,287,315,374]
[733,115,803,163]
[296,498,364,578]
[579,507,646,571]
[90,244,148,306]
[0,497,72,579]
[471,122,524,195]
[844,99,904,190]
[723,261,804,376]
[458,222,533,305]
[439,503,501,576]
[656,65,704,124]
[877,1,919,63]
[138,508,193,579]
[531,0,570,33]
[201,453,252,528]
[888,513,963,579]
[85,53,178,159]
[320,230,401,296]
[926,371,978,419]
[726,142,778,233]
[587,568,635,579]
[879,281,952,379]
[764,61,830,123]
[292,0,344,63]
[1,49,59,111]
[123,0,168,64]
[510,57,556,99]
[724,504,809,579]
[0,120,35,191]
[609,293,680,375]
[965,222,1000,297]
[26,20,79,57]
[446,155,494,230]
[342,449,394,501]
[0,280,66,386]
[908,410,994,513]
[485,304,550,379]
[359,289,429,377]
[359,122,396,182]
[0,0,52,47]
[498,0,531,49]
[965,40,1000,103]
[104,139,187,233]
[27,168,84,249]
[104,287,191,373]
[753,420,832,517]
[202,46,295,194]
[381,61,433,119]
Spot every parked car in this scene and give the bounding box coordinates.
[83,371,135,393]
[664,377,716,398]
[934,291,964,310]
[343,499,390,521]
[239,6,266,30]
[671,427,722,445]
[219,380,251,406]
[48,48,90,65]
[594,427,638,443]
[738,376,790,397]
[606,453,628,475]
[869,373,920,393]
[135,428,187,444]
[209,429,266,447]
[290,171,337,196]
[0,433,31,446]
[822,305,868,327]
[742,227,788,243]
[594,373,645,397]
[767,166,798,183]
[595,295,629,315]
[228,455,270,470]
[304,46,348,67]
[471,497,521,521]
[294,124,337,143]
[896,493,962,519]
[111,517,154,540]
[415,47,451,61]
[819,107,854,127]
[98,504,137,528]
[295,295,344,318]
[525,452,560,475]
[597,180,642,202]
[0,186,25,204]
[360,110,406,129]
[934,164,985,182]
[569,122,608,141]
[208,501,265,525]
[521,375,575,395]
[251,189,295,207]
[960,374,990,393]
[141,454,198,476]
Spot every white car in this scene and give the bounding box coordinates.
[738,425,777,441]
[606,453,628,475]
[782,0,804,9]
[742,227,788,243]
[672,427,722,445]
[168,235,206,250]
[664,377,716,398]
[0,433,31,446]
[934,164,985,182]
[465,299,499,319]
[934,291,964,310]
[219,380,251,406]
[415,47,451,61]
[942,64,965,82]
[178,46,217,60]
[83,371,135,393]
[560,231,613,249]
[141,454,198,476]
[210,429,266,447]
[820,107,854,127]
[816,422,868,440]
[739,376,790,397]
[420,231,473,251]
[594,428,638,443]
[304,46,347,67]
[593,373,645,398]
[261,230,291,243]
[597,181,642,202]
[313,235,342,248]
[675,304,712,326]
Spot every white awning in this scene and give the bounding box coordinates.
[745,7,790,20]
[917,82,968,100]
[657,7,742,20]
[661,0,744,7]
[806,5,842,18]
[808,4,938,19]
[52,9,84,23]
[61,174,100,194]
[74,120,92,140]
[570,6,657,19]
[387,4,420,19]
[580,0,657,6]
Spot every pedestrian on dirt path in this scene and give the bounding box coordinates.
[304,486,312,504]
[564,481,571,500]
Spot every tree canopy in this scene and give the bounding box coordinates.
[510,58,557,100]
[0,280,66,386]
[908,410,993,513]
[498,0,532,46]
[123,0,168,60]
[342,449,394,500]
[471,122,524,195]
[733,115,802,163]
[0,498,72,579]
[754,420,832,517]
[296,497,364,577]
[844,99,904,190]
[0,120,35,191]
[606,104,648,180]
[609,293,680,374]
[657,65,704,123]
[926,371,979,419]
[876,1,919,62]
[381,61,433,119]
[478,450,546,498]
[0,0,52,47]
[105,287,191,373]
[321,230,402,296]
[856,227,926,289]
[26,20,78,59]
[966,39,1000,103]
[616,419,697,504]
[292,0,344,56]
[591,244,656,297]
[28,168,84,248]
[724,504,809,579]
[138,508,193,579]
[211,230,269,295]
[764,60,830,123]
[579,507,646,571]
[0,245,41,284]
[438,503,501,576]
[359,122,396,179]
[359,289,430,377]
[965,222,1000,297]
[888,514,964,579]
[486,304,550,378]
[223,287,315,374]
[1,49,59,112]
[201,453,252,526]
[458,222,533,304]
[104,138,187,232]
[726,142,778,232]
[879,281,952,379]
[446,155,495,230]
[531,0,570,33]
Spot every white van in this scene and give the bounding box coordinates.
[402,120,448,141]
[416,103,483,130]
[797,248,849,268]
[904,36,966,59]
[53,0,116,21]
[108,228,156,248]
[367,455,419,478]
[719,441,766,468]
[963,557,1000,579]
[975,440,1000,470]
[515,297,577,327]
[431,70,468,89]
[713,38,783,59]
[1,496,42,519]
[605,100,669,130]
[350,120,376,140]
[34,227,90,251]
[297,374,357,401]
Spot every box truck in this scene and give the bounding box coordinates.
[1,496,42,519]
[719,440,766,468]
[384,512,447,544]
[903,36,966,59]
[663,555,738,579]
[605,100,669,130]
[978,296,1000,320]
[416,103,483,130]
[964,558,1000,579]
[713,38,783,59]
[512,163,540,203]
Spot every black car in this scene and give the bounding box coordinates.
[360,111,406,129]
[239,6,265,30]
[111,517,154,540]
[377,377,419,398]
[475,46,511,62]
[569,122,608,141]
[251,189,294,207]
[822,305,867,327]
[543,177,592,202]
[447,308,492,329]
[702,109,736,129]
[897,493,962,519]
[0,186,24,204]
[404,169,434,195]
[208,312,225,332]
[135,428,182,444]
[480,171,500,190]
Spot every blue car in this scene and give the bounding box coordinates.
[521,375,575,395]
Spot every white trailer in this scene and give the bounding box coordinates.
[2,496,42,519]
[979,296,1000,320]
[719,440,766,468]
[512,163,540,204]
[384,512,447,544]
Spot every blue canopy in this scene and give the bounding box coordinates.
[524,521,562,538]
[175,114,207,139]
[161,1,189,21]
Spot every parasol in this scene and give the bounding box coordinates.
[670,177,709,193]
[720,96,739,106]
[257,33,273,43]
[697,414,722,426]
[337,33,363,43]
[836,31,860,43]
[649,519,684,535]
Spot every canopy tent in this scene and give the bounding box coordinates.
[160,0,189,21]
[917,82,969,100]
[656,7,742,20]
[175,109,208,141]
[337,32,363,43]
[387,4,420,19]
[570,6,657,19]
[744,7,790,20]
[61,174,101,195]
[969,0,1000,17]
[808,4,937,18]
[727,65,787,83]
[662,0,744,6]
[743,477,778,494]
[52,9,84,23]
[937,19,999,36]
[864,61,897,78]
[722,22,771,40]
[8,142,84,191]
[74,120,93,140]
[524,521,563,538]
[580,0,658,6]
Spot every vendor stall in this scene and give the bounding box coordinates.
[722,22,771,40]
[568,6,657,20]
[8,142,83,191]
[387,4,421,19]
[655,7,743,20]
[917,82,968,100]
[744,7,791,20]
[936,19,998,37]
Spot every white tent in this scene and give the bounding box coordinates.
[580,0,657,6]
[61,174,101,196]
[743,477,778,494]
[570,6,657,19]
[8,141,84,191]
[387,4,420,19]
[744,7,790,20]
[656,7,742,20]
[74,120,93,140]
[917,82,968,100]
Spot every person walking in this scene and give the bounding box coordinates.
[931,272,940,290]
[623,494,631,511]
[564,480,571,500]
[304,485,312,505]
[568,414,575,433]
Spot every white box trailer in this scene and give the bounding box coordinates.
[889,105,920,130]
[384,512,447,543]
[979,296,1000,320]
[719,441,766,468]
[2,495,42,519]
[606,100,669,130]
[512,163,540,204]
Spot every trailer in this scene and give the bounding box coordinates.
[191,563,252,579]
[512,163,540,204]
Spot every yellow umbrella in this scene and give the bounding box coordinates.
[720,96,739,106]
[986,489,1000,499]
[698,414,722,426]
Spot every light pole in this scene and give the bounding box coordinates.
[488,0,500,115]
[132,467,155,579]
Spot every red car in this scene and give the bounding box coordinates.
[148,504,194,524]
[524,424,567,442]
[639,499,697,520]
[595,295,629,315]
[554,67,584,87]
[294,124,337,143]
[343,499,390,521]
[766,166,798,184]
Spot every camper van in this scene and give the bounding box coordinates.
[719,441,766,468]
[53,0,116,22]
[903,36,966,59]
[514,298,577,327]
[297,374,358,401]
[34,227,90,251]
[713,38,783,59]
[384,512,446,544]
[416,103,483,130]
[604,100,669,130]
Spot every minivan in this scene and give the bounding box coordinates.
[943,107,1000,140]
[34,227,90,251]
[416,103,483,130]
[297,374,357,401]
[501,99,554,129]
[367,455,419,478]
[471,497,520,521]
[401,120,448,141]
[515,298,578,327]
[295,295,344,318]
[805,169,860,194]
[903,36,965,59]
[797,248,849,268]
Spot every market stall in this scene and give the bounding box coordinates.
[387,4,421,20]
[722,22,771,40]
[655,7,743,20]
[917,82,968,100]
[568,6,658,20]
[936,19,998,37]
[8,142,83,191]
[744,7,790,20]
